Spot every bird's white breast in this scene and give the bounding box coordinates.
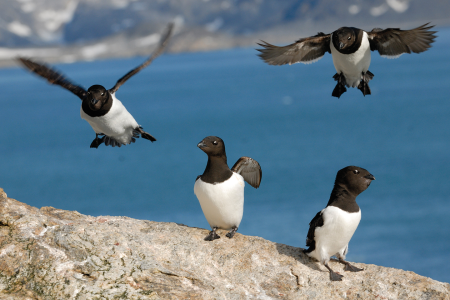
[330,31,371,87]
[308,206,361,262]
[194,172,245,230]
[80,93,139,145]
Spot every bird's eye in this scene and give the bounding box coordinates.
[101,93,104,96]
[212,141,218,145]
[348,36,351,40]
[353,170,360,174]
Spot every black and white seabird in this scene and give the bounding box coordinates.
[194,136,262,241]
[17,24,174,148]
[304,166,375,281]
[257,23,437,98]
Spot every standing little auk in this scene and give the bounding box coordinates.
[17,23,173,148]
[194,136,262,241]
[257,23,436,98]
[304,166,375,281]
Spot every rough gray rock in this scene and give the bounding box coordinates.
[0,188,449,299]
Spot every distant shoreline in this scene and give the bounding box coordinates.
[2,20,448,69]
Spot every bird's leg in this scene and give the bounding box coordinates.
[357,80,370,96]
[135,126,156,142]
[338,257,364,272]
[358,70,374,96]
[205,227,220,241]
[324,261,344,281]
[364,70,374,81]
[225,226,238,239]
[332,73,347,98]
[90,133,105,148]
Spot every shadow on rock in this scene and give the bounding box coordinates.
[275,242,324,272]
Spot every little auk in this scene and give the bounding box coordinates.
[257,23,436,98]
[18,23,174,148]
[304,166,375,281]
[194,136,262,241]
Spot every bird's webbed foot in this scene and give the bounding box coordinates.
[134,126,156,142]
[338,258,364,272]
[332,73,347,98]
[225,226,238,239]
[329,269,344,281]
[90,134,105,148]
[358,70,374,96]
[324,262,343,281]
[205,227,220,241]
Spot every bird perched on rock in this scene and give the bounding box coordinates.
[304,166,375,281]
[257,23,436,98]
[194,136,262,241]
[17,23,174,148]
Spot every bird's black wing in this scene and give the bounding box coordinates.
[367,23,437,58]
[257,32,331,66]
[109,23,174,94]
[17,57,87,101]
[305,210,324,252]
[231,157,262,189]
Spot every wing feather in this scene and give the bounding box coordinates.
[305,210,324,251]
[368,23,437,58]
[256,33,331,66]
[17,57,87,100]
[109,23,174,94]
[231,157,262,189]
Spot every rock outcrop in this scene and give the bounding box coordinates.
[0,188,448,299]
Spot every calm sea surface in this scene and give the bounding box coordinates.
[1,27,449,283]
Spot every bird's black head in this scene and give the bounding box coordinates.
[335,166,375,195]
[86,85,110,111]
[332,27,361,54]
[197,136,226,157]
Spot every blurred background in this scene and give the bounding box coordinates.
[0,0,449,66]
[0,0,449,284]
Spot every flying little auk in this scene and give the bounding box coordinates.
[194,136,262,241]
[304,166,375,281]
[257,23,437,98]
[17,23,174,148]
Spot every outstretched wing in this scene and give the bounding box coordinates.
[257,32,331,66]
[367,23,437,58]
[231,156,262,189]
[17,57,87,101]
[109,23,174,94]
[305,210,324,252]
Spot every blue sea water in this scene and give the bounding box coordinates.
[1,27,449,283]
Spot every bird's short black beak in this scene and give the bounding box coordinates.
[91,98,99,105]
[197,141,207,149]
[339,42,345,49]
[365,174,376,180]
